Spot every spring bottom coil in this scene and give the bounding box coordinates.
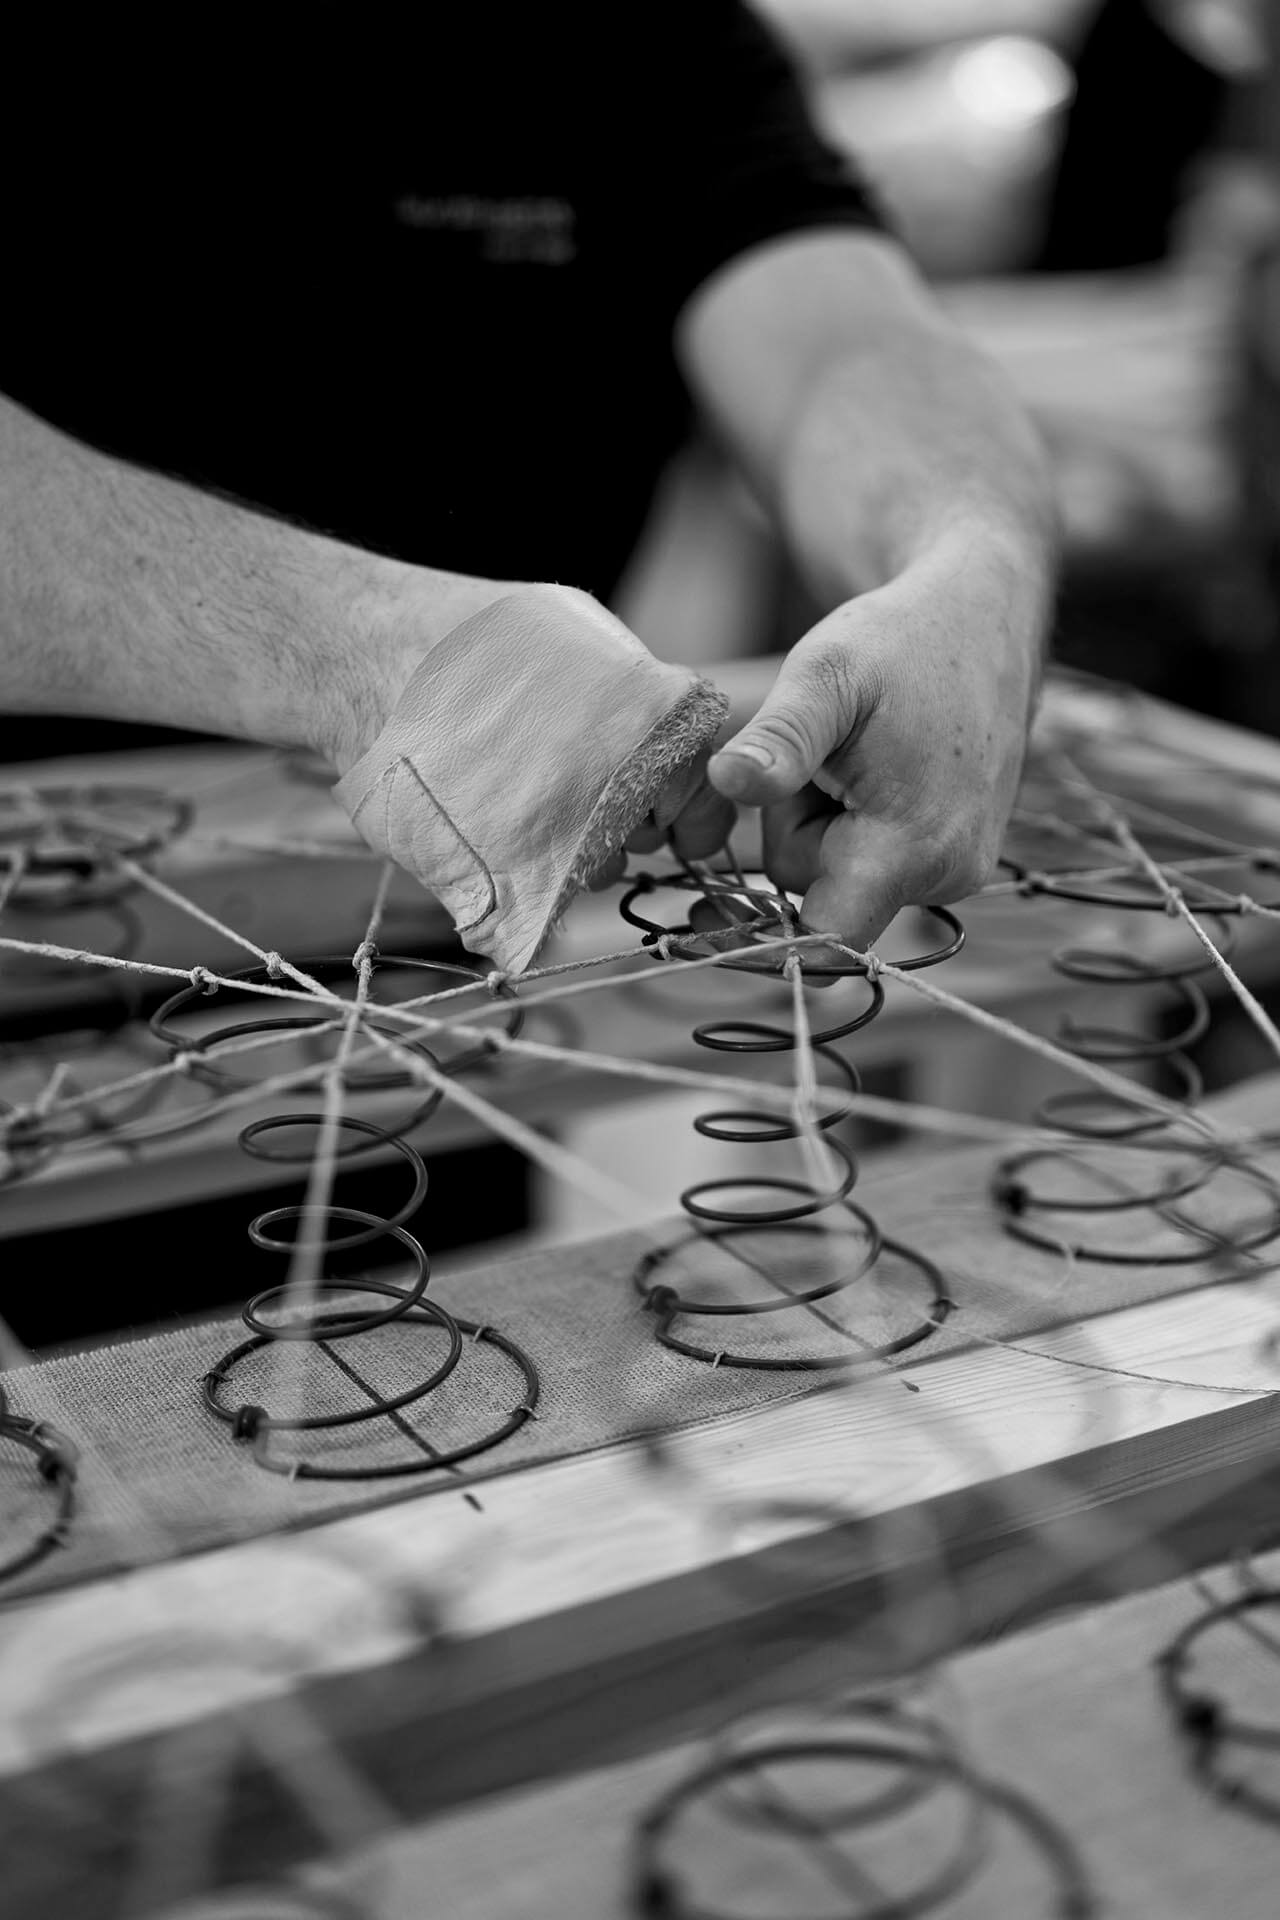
[631,1693,1097,1918]
[635,1220,953,1371]
[205,1312,540,1482]
[200,1112,541,1481]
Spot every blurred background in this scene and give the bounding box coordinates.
[619,0,1280,733]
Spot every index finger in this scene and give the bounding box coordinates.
[794,810,920,955]
[652,761,736,863]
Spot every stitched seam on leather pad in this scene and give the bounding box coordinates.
[394,757,497,932]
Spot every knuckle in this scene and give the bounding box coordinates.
[761,704,820,767]
[800,634,851,697]
[523,581,622,641]
[802,639,865,727]
[770,851,811,896]
[761,825,812,896]
[673,802,733,862]
[650,767,696,831]
[528,581,602,617]
[917,821,998,902]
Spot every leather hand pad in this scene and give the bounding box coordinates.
[335,587,728,972]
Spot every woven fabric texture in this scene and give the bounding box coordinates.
[3,1074,1276,1603]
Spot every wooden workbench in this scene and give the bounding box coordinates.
[3,1064,1280,1917]
[6,669,1280,1915]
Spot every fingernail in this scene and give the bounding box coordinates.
[719,742,775,771]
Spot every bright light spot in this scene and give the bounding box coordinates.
[1164,0,1267,79]
[949,36,1075,132]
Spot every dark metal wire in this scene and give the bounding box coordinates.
[638,1209,882,1316]
[190,943,541,1482]
[992,912,1280,1264]
[204,1287,464,1433]
[150,951,522,1097]
[620,870,964,979]
[707,1697,962,1837]
[631,1720,1097,1917]
[1157,1583,1280,1824]
[204,1120,542,1478]
[243,1119,431,1262]
[621,861,962,1370]
[1000,849,1280,916]
[0,1097,57,1190]
[0,783,193,908]
[0,1389,79,1584]
[637,1230,953,1373]
[226,1316,541,1482]
[0,784,191,1177]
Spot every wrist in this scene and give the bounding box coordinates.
[906,512,1055,721]
[305,560,533,774]
[782,310,1058,605]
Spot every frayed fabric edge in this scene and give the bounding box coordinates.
[542,676,730,948]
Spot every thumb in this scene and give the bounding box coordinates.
[708,644,852,806]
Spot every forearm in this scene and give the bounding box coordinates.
[0,396,515,764]
[774,256,1058,616]
[683,230,1057,633]
[758,0,1094,73]
[690,233,1060,941]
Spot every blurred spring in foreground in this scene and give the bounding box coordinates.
[0,781,190,991]
[0,785,196,1179]
[632,1689,1097,1916]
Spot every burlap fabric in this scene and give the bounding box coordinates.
[3,1074,1277,1603]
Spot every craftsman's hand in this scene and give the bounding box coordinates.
[708,528,1047,949]
[334,584,732,973]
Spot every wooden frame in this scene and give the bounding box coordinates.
[6,670,1280,1912]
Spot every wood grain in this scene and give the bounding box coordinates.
[6,676,1280,1912]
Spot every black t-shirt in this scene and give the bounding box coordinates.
[4,3,880,605]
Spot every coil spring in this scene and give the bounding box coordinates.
[0,784,194,1178]
[991,895,1280,1263]
[151,947,541,1480]
[619,860,959,1369]
[0,1383,79,1583]
[1156,1570,1280,1826]
[0,782,191,909]
[0,781,188,989]
[631,1689,1097,1917]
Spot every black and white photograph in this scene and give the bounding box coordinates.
[0,4,1278,1916]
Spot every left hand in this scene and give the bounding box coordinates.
[706,528,1049,950]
